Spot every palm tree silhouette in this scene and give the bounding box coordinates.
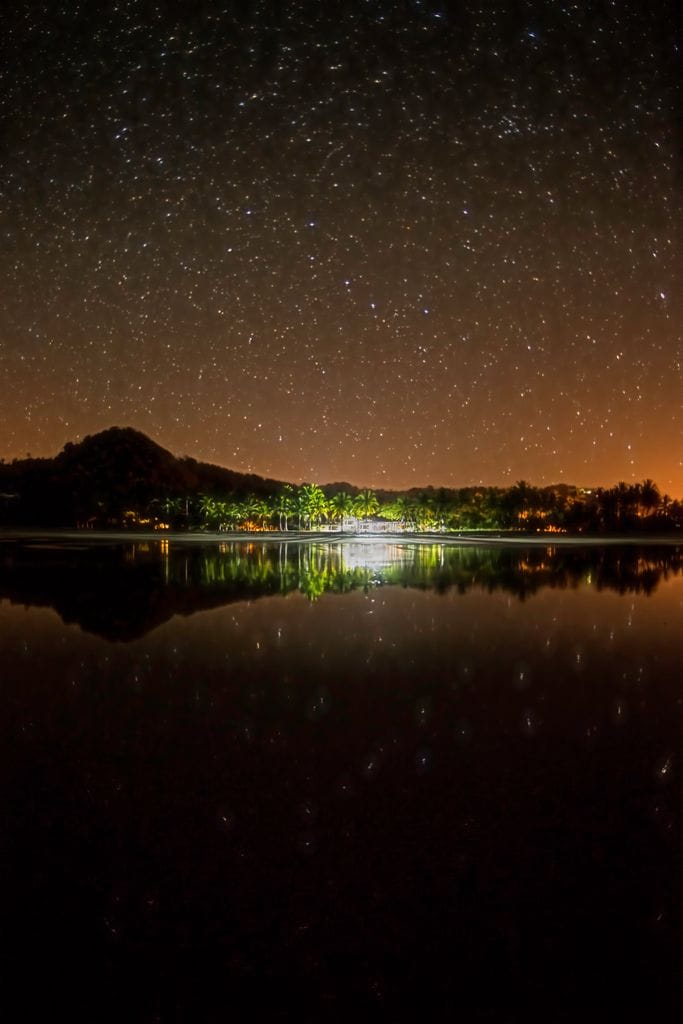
[638,478,660,517]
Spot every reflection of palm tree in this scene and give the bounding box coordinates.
[15,540,681,643]
[295,546,327,599]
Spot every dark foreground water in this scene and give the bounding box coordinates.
[3,537,683,1018]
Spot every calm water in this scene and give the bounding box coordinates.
[3,538,683,1016]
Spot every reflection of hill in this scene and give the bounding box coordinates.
[0,542,286,642]
[1,539,681,642]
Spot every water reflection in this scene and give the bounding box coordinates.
[1,538,681,640]
[3,537,683,1012]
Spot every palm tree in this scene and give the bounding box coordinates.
[274,485,296,531]
[391,494,417,531]
[198,494,220,530]
[242,494,262,530]
[329,491,355,531]
[380,498,402,525]
[298,484,328,530]
[429,491,452,532]
[253,496,274,531]
[147,495,182,529]
[353,489,379,524]
[212,499,231,531]
[413,493,436,532]
[503,479,539,528]
[222,500,242,531]
[615,481,638,525]
[638,478,660,517]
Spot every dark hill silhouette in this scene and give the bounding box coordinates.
[0,426,286,527]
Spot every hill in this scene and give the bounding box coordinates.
[0,427,287,527]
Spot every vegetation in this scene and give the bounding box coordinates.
[1,427,681,533]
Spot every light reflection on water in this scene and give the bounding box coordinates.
[2,538,683,1012]
[1,538,681,641]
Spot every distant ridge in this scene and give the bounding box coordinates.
[1,426,680,532]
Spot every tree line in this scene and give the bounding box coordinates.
[143,478,682,534]
[2,429,680,533]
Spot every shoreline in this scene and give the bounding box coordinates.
[1,528,681,547]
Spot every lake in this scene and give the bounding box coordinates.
[3,537,683,1016]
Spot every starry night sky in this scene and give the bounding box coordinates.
[1,1,680,491]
